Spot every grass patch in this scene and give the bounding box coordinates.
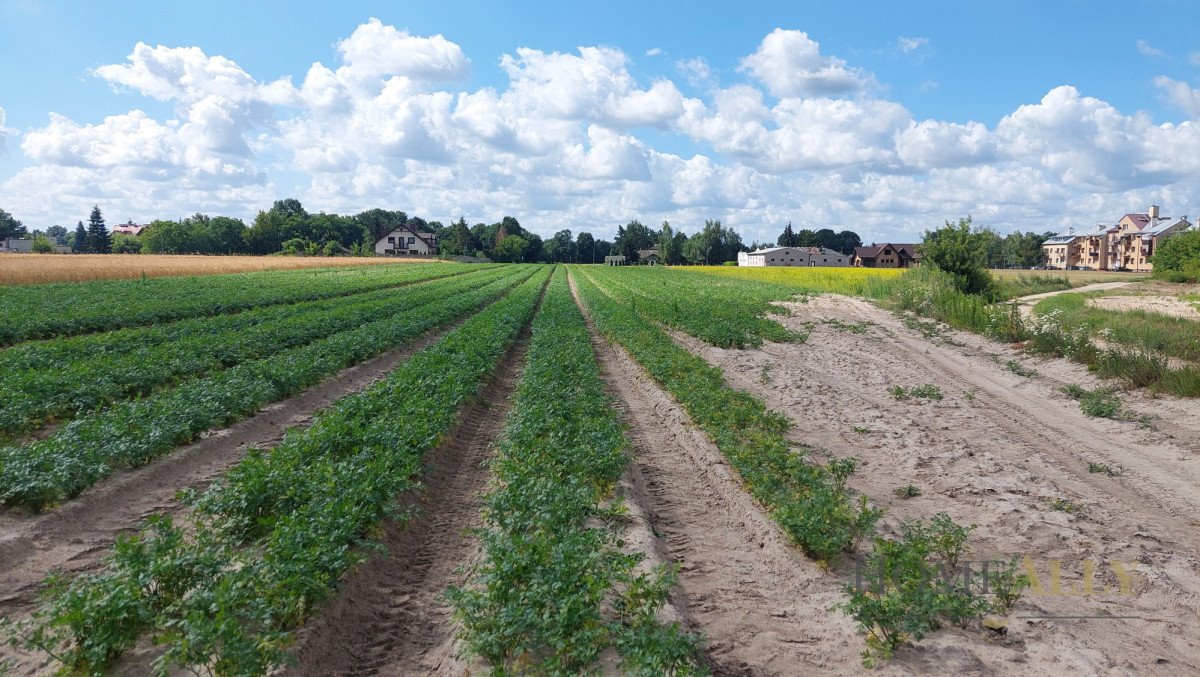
[993,274,1072,300]
[1061,384,1123,419]
[893,485,922,498]
[1033,292,1200,361]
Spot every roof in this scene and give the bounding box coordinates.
[1122,213,1151,228]
[853,243,919,259]
[377,224,437,249]
[112,224,146,235]
[1142,218,1190,238]
[637,249,660,258]
[748,246,802,256]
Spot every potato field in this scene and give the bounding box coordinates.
[1,262,1199,676]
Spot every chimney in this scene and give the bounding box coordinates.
[1149,205,1160,220]
[1068,227,1074,235]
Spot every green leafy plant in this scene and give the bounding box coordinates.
[1004,360,1037,377]
[449,270,703,673]
[987,557,1031,615]
[1061,384,1123,419]
[893,484,922,498]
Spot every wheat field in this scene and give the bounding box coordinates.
[0,254,439,285]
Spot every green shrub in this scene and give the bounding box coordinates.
[1151,230,1200,282]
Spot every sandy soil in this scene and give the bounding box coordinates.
[570,272,897,676]
[1087,294,1200,320]
[0,319,465,675]
[668,293,1200,674]
[285,332,531,677]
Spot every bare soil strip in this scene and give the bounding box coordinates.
[284,317,534,677]
[671,293,1200,674]
[0,318,464,629]
[568,272,883,676]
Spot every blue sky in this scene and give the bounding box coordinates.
[1,0,1198,243]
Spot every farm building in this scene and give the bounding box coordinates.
[604,255,627,266]
[1,238,32,253]
[737,246,849,267]
[1041,205,1192,271]
[637,248,661,265]
[375,224,438,256]
[850,243,920,268]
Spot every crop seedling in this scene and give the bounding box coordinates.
[853,426,871,434]
[891,385,943,401]
[893,484,922,498]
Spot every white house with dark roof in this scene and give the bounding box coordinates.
[739,246,849,267]
[375,224,438,256]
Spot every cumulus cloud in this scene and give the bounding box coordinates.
[739,28,869,97]
[1155,76,1200,117]
[645,47,663,57]
[2,23,1198,246]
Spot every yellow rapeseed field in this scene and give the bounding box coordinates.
[0,254,438,285]
[692,265,905,295]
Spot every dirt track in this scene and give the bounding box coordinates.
[286,332,531,676]
[672,293,1200,674]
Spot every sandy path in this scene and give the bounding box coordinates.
[0,319,466,674]
[672,294,1200,674]
[284,333,530,677]
[569,272,903,676]
[1015,281,1133,315]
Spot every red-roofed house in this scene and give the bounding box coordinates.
[111,223,147,236]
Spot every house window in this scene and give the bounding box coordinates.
[408,237,416,245]
[388,237,396,244]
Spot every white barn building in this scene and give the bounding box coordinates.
[737,246,849,267]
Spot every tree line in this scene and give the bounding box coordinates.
[19,201,1080,267]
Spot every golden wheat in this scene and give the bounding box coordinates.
[0,254,440,285]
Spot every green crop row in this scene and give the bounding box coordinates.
[8,268,551,676]
[572,267,877,562]
[0,266,497,373]
[0,266,537,512]
[0,262,479,346]
[583,266,804,348]
[448,268,704,675]
[572,267,1021,661]
[0,267,515,439]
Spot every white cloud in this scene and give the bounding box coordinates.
[334,17,469,87]
[897,36,928,54]
[739,28,869,97]
[1135,39,1165,58]
[1191,52,1200,66]
[1155,76,1200,118]
[645,47,663,57]
[1,24,1197,246]
[0,106,13,154]
[676,57,714,88]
